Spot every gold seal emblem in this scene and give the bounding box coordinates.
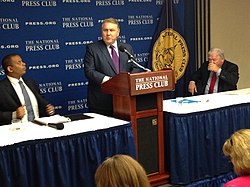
[152,28,189,83]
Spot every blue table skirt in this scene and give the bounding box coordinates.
[164,103,250,185]
[0,123,136,187]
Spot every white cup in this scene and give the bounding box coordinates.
[10,119,22,131]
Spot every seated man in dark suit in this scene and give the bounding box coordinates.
[0,54,55,125]
[188,48,239,95]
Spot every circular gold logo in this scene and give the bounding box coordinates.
[152,28,189,82]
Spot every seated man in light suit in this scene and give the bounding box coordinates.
[0,54,55,125]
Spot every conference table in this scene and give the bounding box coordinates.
[163,88,250,185]
[0,113,136,187]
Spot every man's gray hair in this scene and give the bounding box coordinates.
[208,48,225,59]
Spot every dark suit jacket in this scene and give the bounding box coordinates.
[190,60,239,95]
[84,40,140,116]
[0,77,50,125]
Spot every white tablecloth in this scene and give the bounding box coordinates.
[163,88,250,114]
[0,113,130,147]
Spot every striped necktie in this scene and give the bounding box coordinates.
[18,80,35,121]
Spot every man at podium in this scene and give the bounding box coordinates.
[84,17,140,116]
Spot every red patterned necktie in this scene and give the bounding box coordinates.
[110,45,119,73]
[208,72,217,94]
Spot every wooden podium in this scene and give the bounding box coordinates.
[101,70,174,186]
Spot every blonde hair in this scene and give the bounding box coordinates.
[223,129,250,175]
[102,17,120,29]
[95,154,151,187]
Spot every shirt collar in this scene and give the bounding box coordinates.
[7,75,23,85]
[108,41,118,49]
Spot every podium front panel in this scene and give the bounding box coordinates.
[137,116,159,174]
[136,93,157,111]
[103,71,172,185]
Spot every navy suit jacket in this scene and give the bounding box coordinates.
[84,40,140,116]
[190,60,239,95]
[0,77,50,125]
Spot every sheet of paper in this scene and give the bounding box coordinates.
[34,115,71,125]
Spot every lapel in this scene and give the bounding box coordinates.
[99,41,117,74]
[3,77,21,105]
[23,78,33,92]
[23,78,40,99]
[117,42,127,71]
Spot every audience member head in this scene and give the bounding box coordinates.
[95,154,150,187]
[223,129,250,176]
[101,17,120,46]
[208,48,225,67]
[2,53,26,79]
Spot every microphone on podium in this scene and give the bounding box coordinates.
[118,45,151,72]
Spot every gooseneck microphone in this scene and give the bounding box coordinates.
[118,45,151,72]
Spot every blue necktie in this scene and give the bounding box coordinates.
[110,45,119,73]
[19,80,35,121]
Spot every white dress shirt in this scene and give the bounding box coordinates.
[8,76,39,122]
[102,41,119,84]
[204,68,222,94]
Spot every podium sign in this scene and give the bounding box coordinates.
[102,70,174,96]
[101,70,174,186]
[130,70,174,96]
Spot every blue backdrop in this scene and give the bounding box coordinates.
[0,0,195,115]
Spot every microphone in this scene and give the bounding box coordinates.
[119,45,151,72]
[119,45,134,59]
[47,123,64,130]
